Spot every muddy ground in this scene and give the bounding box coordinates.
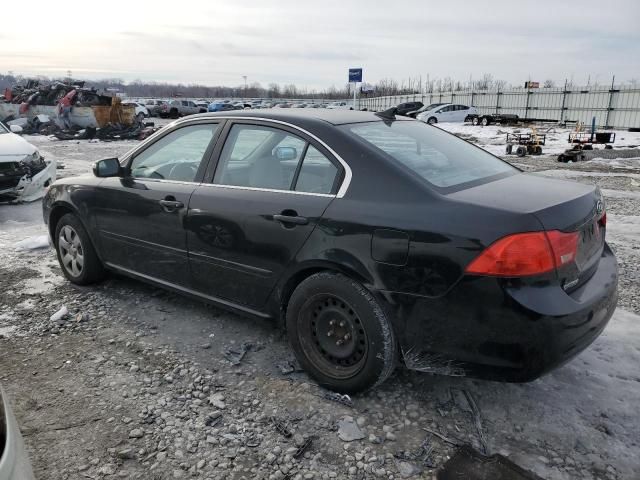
[1,121,639,479]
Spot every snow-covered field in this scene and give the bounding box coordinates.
[1,120,639,479]
[438,122,640,157]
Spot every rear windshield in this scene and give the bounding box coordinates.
[343,121,516,190]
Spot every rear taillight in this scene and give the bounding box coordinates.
[465,230,579,277]
[598,212,606,227]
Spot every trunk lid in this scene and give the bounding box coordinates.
[448,172,605,287]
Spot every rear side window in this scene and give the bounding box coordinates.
[213,124,340,194]
[344,121,515,190]
[295,146,338,194]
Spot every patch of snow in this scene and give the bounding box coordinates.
[15,234,50,251]
[0,325,18,338]
[601,188,640,200]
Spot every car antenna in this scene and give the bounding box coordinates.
[375,107,397,121]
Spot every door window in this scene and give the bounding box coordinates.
[214,124,305,190]
[130,124,218,182]
[294,146,338,194]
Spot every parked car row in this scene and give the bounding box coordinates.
[120,98,352,118]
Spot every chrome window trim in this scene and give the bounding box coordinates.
[200,183,335,198]
[129,177,335,198]
[121,116,353,198]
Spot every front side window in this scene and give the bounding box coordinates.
[344,121,515,190]
[130,124,218,182]
[213,124,340,194]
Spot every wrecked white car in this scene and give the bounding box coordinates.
[0,122,56,202]
[0,387,35,480]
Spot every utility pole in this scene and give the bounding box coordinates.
[242,75,247,100]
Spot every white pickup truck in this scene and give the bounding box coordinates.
[160,100,207,118]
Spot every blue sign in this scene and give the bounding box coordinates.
[348,68,363,83]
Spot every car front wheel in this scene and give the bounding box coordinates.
[286,272,397,393]
[55,213,105,285]
[427,117,437,125]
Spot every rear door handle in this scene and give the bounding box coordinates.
[159,198,184,212]
[273,214,308,226]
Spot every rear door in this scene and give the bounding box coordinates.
[186,120,342,308]
[453,105,469,121]
[436,105,454,122]
[92,121,222,285]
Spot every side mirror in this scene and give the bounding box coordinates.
[93,157,122,177]
[10,124,23,134]
[274,146,297,161]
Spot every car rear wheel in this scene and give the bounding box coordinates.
[55,213,105,285]
[427,117,437,125]
[286,272,397,393]
[472,116,480,125]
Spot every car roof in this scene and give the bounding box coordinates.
[183,109,412,126]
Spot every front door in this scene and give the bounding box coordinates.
[186,121,342,308]
[93,122,221,285]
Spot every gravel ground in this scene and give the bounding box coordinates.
[1,120,639,480]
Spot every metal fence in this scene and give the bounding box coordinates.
[359,85,640,129]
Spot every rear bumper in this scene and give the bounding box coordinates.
[0,389,35,480]
[383,243,618,381]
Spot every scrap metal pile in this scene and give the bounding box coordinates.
[2,79,111,109]
[1,78,161,141]
[1,113,159,141]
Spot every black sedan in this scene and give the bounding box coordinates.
[42,109,618,393]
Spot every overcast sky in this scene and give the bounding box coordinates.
[2,0,638,89]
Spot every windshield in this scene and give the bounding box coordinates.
[343,121,516,190]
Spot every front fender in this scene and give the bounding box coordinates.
[42,180,103,256]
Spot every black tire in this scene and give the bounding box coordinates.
[170,108,179,119]
[516,146,527,157]
[534,146,543,155]
[481,117,490,126]
[506,144,513,155]
[286,272,397,394]
[472,116,480,125]
[427,117,437,125]
[54,213,105,285]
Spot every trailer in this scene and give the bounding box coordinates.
[465,113,558,126]
[557,130,616,163]
[505,131,546,156]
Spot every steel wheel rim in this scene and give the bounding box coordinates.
[58,225,84,277]
[298,294,368,379]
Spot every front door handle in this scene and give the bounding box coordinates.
[273,214,308,226]
[159,198,184,212]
